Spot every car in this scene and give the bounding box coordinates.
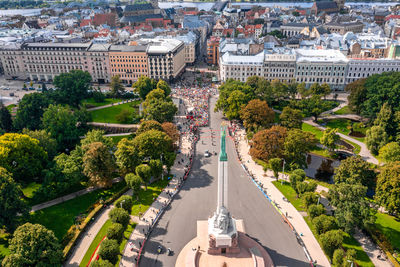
[204,150,211,157]
[29,87,35,90]
[9,92,14,97]
[4,87,10,90]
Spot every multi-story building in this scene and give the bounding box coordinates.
[109,45,148,85]
[87,44,111,84]
[324,21,364,35]
[346,58,400,84]
[141,38,185,81]
[264,49,296,83]
[219,51,264,82]
[295,49,348,90]
[207,36,220,65]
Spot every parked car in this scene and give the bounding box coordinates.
[204,150,211,157]
[9,92,14,97]
[29,87,35,90]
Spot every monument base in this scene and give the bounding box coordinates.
[175,220,274,267]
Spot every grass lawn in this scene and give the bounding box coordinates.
[310,146,333,159]
[29,182,126,241]
[80,220,112,267]
[21,182,41,198]
[320,118,367,143]
[89,101,140,124]
[375,212,400,252]
[0,232,10,262]
[333,106,353,115]
[131,179,169,216]
[83,98,123,108]
[272,181,305,212]
[342,232,375,267]
[302,123,323,141]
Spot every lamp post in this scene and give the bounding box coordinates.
[160,153,164,180]
[120,199,125,209]
[282,158,286,183]
[347,260,353,267]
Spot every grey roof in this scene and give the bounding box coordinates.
[120,14,163,23]
[22,42,91,49]
[124,4,154,12]
[109,45,147,52]
[88,43,111,52]
[315,1,338,10]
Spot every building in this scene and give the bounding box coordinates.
[207,36,220,65]
[120,2,163,25]
[324,21,364,35]
[311,1,340,16]
[220,51,264,82]
[264,49,296,83]
[281,23,320,38]
[87,43,112,84]
[295,49,348,90]
[140,38,185,81]
[346,58,400,84]
[109,45,148,85]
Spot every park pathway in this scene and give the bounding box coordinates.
[233,128,331,267]
[86,99,136,111]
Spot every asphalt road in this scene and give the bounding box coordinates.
[139,97,309,267]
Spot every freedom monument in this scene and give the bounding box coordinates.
[176,126,274,267]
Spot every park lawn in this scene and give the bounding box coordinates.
[83,98,123,108]
[302,123,323,141]
[131,179,169,216]
[272,181,305,212]
[324,118,351,135]
[310,146,333,159]
[333,106,353,115]
[21,182,41,198]
[29,182,126,241]
[80,220,112,267]
[375,212,400,252]
[89,101,140,124]
[116,222,137,266]
[0,232,10,262]
[342,232,375,267]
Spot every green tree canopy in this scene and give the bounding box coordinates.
[110,75,125,98]
[334,156,376,188]
[133,75,157,99]
[132,129,172,161]
[136,120,163,135]
[0,103,12,132]
[125,173,142,200]
[319,229,344,259]
[365,125,388,155]
[279,107,303,129]
[22,129,57,160]
[379,142,400,163]
[41,104,80,151]
[375,162,400,217]
[115,138,140,176]
[284,129,316,169]
[0,168,28,231]
[269,158,282,179]
[345,78,366,114]
[81,129,114,150]
[13,92,50,131]
[0,133,47,183]
[2,223,62,267]
[156,79,171,96]
[98,239,119,264]
[320,128,340,152]
[135,164,152,189]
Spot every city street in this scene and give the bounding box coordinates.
[139,97,309,267]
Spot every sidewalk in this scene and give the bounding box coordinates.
[233,128,331,267]
[65,189,132,267]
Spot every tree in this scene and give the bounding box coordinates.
[289,169,306,195]
[0,168,28,231]
[0,103,12,132]
[319,230,343,259]
[225,90,248,120]
[22,129,57,159]
[83,142,116,188]
[149,159,163,179]
[81,129,114,151]
[249,126,287,162]
[332,249,345,267]
[136,164,152,189]
[268,30,284,39]
[365,125,388,155]
[132,129,172,161]
[279,107,303,129]
[110,75,125,98]
[345,78,366,114]
[330,183,375,233]
[89,260,114,267]
[313,215,339,235]
[164,152,176,174]
[41,104,80,151]
[375,162,400,216]
[334,156,376,188]
[109,207,130,227]
[98,239,119,264]
[115,138,140,176]
[107,223,124,242]
[215,79,254,114]
[310,83,331,99]
[125,173,142,200]
[156,79,171,96]
[297,82,310,99]
[0,133,47,183]
[114,195,133,212]
[379,142,400,163]
[143,98,177,123]
[115,109,132,124]
[13,92,50,131]
[162,122,180,145]
[137,120,163,135]
[2,223,62,267]
[54,148,84,186]
[320,128,340,152]
[240,99,275,132]
[302,192,319,208]
[269,158,281,180]
[284,129,316,169]
[133,75,157,99]
[308,204,325,219]
[51,70,91,107]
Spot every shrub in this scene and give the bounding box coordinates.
[106,223,124,242]
[312,215,338,235]
[302,192,319,208]
[92,90,106,103]
[319,230,343,259]
[90,260,114,267]
[114,195,133,212]
[109,207,130,227]
[307,181,317,192]
[98,239,119,264]
[115,109,132,124]
[332,249,345,267]
[308,204,325,219]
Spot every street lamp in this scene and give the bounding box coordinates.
[347,260,353,267]
[160,153,164,180]
[120,199,126,209]
[281,158,286,184]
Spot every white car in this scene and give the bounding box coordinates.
[204,150,211,157]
